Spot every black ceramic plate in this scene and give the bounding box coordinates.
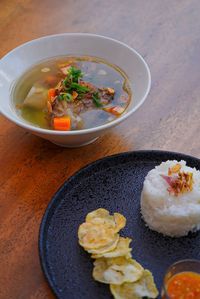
[39,150,200,299]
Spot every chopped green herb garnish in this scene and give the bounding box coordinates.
[63,93,74,102]
[92,92,103,107]
[71,67,83,83]
[64,74,71,86]
[70,82,90,93]
[60,67,91,102]
[64,66,83,86]
[58,95,64,101]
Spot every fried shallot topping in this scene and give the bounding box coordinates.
[161,164,194,197]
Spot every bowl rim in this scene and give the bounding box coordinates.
[0,33,151,135]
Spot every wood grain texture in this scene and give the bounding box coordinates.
[0,0,200,298]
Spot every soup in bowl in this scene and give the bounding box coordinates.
[0,33,151,147]
[14,56,131,131]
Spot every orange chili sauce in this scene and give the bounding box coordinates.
[166,272,200,299]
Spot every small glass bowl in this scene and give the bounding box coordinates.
[161,259,200,299]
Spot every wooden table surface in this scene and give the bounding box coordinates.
[1,0,200,298]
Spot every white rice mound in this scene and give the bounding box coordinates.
[140,160,200,237]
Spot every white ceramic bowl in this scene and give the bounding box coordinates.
[0,33,151,147]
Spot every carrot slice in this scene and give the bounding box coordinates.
[103,106,125,115]
[48,88,56,102]
[53,116,71,131]
[72,91,78,100]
